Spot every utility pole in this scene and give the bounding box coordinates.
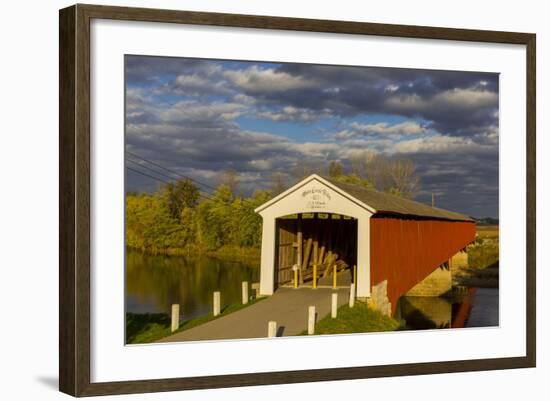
[431,193,435,208]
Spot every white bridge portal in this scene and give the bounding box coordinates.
[254,175,374,298]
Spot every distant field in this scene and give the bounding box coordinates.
[476,225,499,238]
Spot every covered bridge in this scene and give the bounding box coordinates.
[254,174,476,315]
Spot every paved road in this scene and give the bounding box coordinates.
[157,286,351,343]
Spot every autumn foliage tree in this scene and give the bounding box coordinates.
[126,177,270,254]
[126,153,420,255]
[350,151,420,199]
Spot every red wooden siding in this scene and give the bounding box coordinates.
[370,217,476,313]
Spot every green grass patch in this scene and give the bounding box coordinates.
[468,242,499,270]
[205,245,261,265]
[126,313,171,344]
[126,297,266,344]
[300,302,401,335]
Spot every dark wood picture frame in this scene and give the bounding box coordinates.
[59,3,536,397]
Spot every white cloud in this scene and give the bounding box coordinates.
[393,135,483,154]
[294,142,340,158]
[385,84,400,92]
[158,101,246,124]
[349,121,426,137]
[247,159,273,171]
[224,66,316,92]
[330,121,428,142]
[233,93,257,106]
[386,88,498,112]
[435,88,497,108]
[175,74,210,88]
[332,129,354,140]
[257,106,321,122]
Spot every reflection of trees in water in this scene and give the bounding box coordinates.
[125,250,259,318]
[396,296,452,330]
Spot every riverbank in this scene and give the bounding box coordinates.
[452,225,499,288]
[126,245,261,265]
[127,297,266,344]
[454,266,499,288]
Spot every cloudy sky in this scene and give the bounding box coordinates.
[125,55,499,218]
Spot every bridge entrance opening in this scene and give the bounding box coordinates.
[274,213,357,288]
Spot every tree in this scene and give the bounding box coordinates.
[233,190,272,247]
[328,160,343,177]
[271,172,286,195]
[220,169,239,198]
[176,179,201,209]
[290,160,324,180]
[350,150,377,178]
[126,193,187,252]
[195,185,233,249]
[385,158,420,199]
[367,155,420,199]
[348,151,420,199]
[161,179,200,221]
[331,173,373,189]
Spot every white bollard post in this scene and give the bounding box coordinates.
[242,281,249,305]
[331,293,338,318]
[268,321,277,338]
[308,306,316,335]
[171,304,180,332]
[213,291,221,316]
[349,283,355,308]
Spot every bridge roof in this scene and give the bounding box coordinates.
[256,174,473,222]
[323,177,474,222]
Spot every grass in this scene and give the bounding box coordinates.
[205,245,261,265]
[469,226,499,270]
[126,297,266,344]
[300,301,401,335]
[452,225,499,288]
[475,225,499,239]
[468,242,499,270]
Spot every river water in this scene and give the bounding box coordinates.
[396,288,499,329]
[126,251,498,329]
[125,250,259,320]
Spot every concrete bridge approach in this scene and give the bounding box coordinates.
[157,285,350,343]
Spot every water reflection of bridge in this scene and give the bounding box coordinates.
[396,288,498,330]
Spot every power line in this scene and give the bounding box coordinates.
[126,151,262,208]
[126,150,218,192]
[126,157,178,182]
[126,165,217,202]
[126,166,171,185]
[126,158,217,202]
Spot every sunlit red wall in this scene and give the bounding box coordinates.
[370,217,476,313]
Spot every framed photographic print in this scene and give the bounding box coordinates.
[59,4,536,397]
